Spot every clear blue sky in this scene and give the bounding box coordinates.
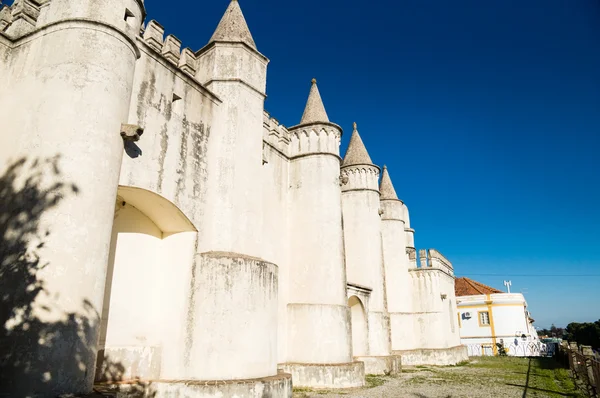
[145,0,600,329]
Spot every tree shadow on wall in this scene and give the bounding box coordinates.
[0,157,152,397]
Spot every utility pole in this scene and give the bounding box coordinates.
[503,280,512,293]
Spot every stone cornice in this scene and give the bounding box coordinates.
[380,197,404,205]
[289,152,342,162]
[409,267,455,280]
[6,18,141,58]
[347,282,373,294]
[340,162,380,172]
[204,77,266,100]
[288,120,343,136]
[341,188,380,195]
[195,40,269,63]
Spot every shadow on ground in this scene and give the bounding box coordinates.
[505,357,583,398]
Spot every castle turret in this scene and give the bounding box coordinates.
[0,0,144,396]
[380,166,416,351]
[341,124,396,374]
[188,0,279,383]
[281,79,365,389]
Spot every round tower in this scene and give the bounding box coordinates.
[0,0,144,396]
[380,166,416,351]
[340,124,396,374]
[282,79,365,389]
[188,0,283,388]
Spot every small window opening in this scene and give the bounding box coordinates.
[172,94,182,103]
[479,311,491,326]
[124,9,135,22]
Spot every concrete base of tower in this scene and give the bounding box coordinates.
[394,345,469,366]
[90,372,293,398]
[355,355,401,375]
[279,362,365,389]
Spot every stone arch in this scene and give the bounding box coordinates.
[96,186,197,382]
[348,295,368,357]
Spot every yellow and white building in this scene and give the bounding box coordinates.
[455,278,541,356]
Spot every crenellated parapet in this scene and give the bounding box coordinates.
[340,165,380,192]
[2,0,46,37]
[140,20,198,78]
[415,249,454,276]
[263,111,291,157]
[287,122,342,159]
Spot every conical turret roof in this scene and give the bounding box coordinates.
[209,0,257,50]
[342,123,374,167]
[300,79,330,124]
[380,166,399,200]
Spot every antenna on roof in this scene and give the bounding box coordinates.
[503,280,512,293]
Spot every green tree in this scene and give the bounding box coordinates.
[565,321,600,349]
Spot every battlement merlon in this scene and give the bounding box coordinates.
[428,249,454,276]
[139,20,201,80]
[419,249,428,267]
[263,111,291,158]
[0,4,12,32]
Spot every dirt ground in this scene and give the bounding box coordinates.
[293,357,585,398]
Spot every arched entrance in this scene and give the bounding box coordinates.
[96,186,197,382]
[348,295,368,357]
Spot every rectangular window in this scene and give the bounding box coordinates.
[479,311,491,326]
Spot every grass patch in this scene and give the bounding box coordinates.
[295,357,585,397]
[365,374,386,388]
[403,357,585,396]
[455,357,584,397]
[292,387,347,396]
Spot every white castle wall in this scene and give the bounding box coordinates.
[382,199,415,351]
[0,0,469,395]
[121,28,218,227]
[286,125,352,364]
[0,0,144,394]
[261,113,292,364]
[341,165,391,357]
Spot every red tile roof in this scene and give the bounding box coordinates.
[455,277,503,297]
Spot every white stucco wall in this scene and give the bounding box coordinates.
[458,293,537,356]
[121,39,218,234]
[381,199,415,351]
[287,153,352,363]
[101,202,163,380]
[409,266,460,351]
[349,296,369,357]
[261,140,291,364]
[341,165,390,357]
[0,1,144,393]
[97,188,198,382]
[196,43,268,258]
[285,121,353,365]
[1,0,477,391]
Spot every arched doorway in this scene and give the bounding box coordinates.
[348,295,368,357]
[96,186,197,382]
